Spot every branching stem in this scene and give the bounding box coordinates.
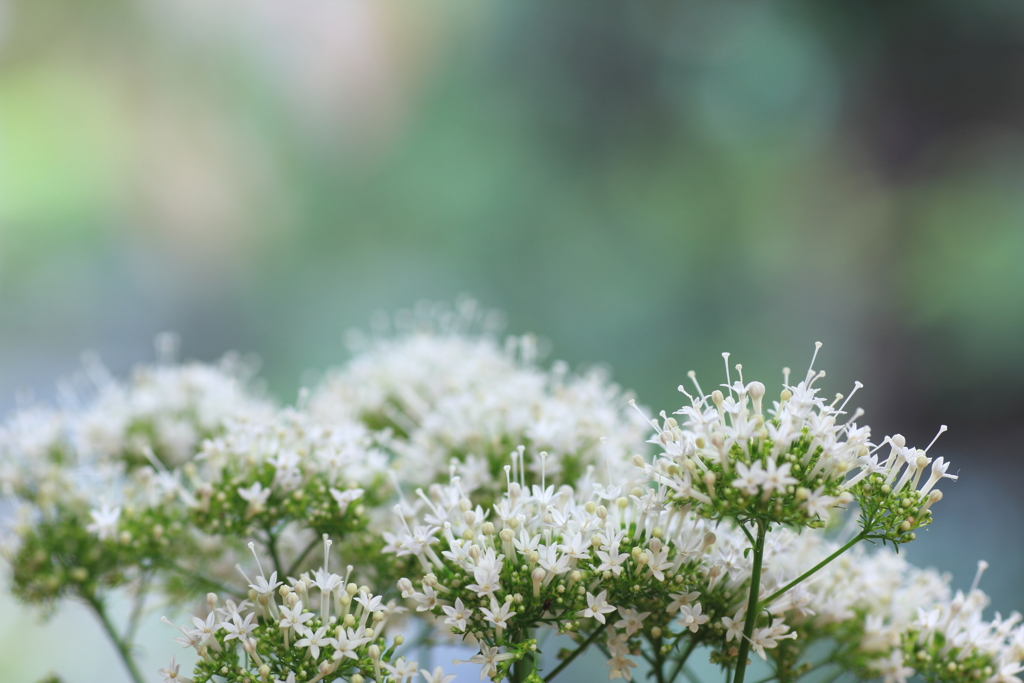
[546,624,608,682]
[85,593,146,683]
[124,570,152,643]
[667,636,701,683]
[758,532,868,610]
[159,559,244,598]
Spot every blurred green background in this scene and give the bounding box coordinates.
[2,0,1024,680]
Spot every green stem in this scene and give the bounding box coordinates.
[733,518,766,683]
[681,665,705,683]
[546,624,608,681]
[654,638,667,683]
[758,532,867,610]
[512,650,535,683]
[124,570,152,643]
[265,529,284,578]
[85,594,146,683]
[667,637,701,683]
[285,536,322,578]
[817,668,845,683]
[158,559,245,598]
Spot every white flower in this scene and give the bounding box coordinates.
[607,653,638,681]
[467,566,502,599]
[667,591,700,615]
[158,656,192,683]
[329,486,365,514]
[279,601,314,637]
[189,611,219,646]
[614,607,650,637]
[677,603,709,633]
[237,481,271,515]
[480,600,516,637]
[749,622,797,658]
[442,598,472,632]
[721,613,745,642]
[221,612,258,642]
[412,585,444,612]
[295,625,336,660]
[384,657,420,683]
[761,458,797,494]
[732,461,764,496]
[420,665,457,683]
[85,502,121,541]
[558,532,590,562]
[580,590,617,624]
[455,644,515,681]
[868,650,915,683]
[334,626,371,660]
[800,486,835,519]
[596,545,629,577]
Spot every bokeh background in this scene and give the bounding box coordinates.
[2,0,1024,680]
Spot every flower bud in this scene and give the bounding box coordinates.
[531,567,546,597]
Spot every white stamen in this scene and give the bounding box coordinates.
[807,341,823,381]
[924,425,948,453]
[838,381,863,414]
[687,370,705,398]
[971,560,989,593]
[248,542,265,580]
[722,353,732,396]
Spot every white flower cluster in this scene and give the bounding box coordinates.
[162,538,412,683]
[0,305,1015,683]
[386,457,1018,683]
[386,462,725,682]
[639,345,957,542]
[187,407,393,548]
[0,346,270,604]
[311,300,649,498]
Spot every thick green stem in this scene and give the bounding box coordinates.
[85,594,146,683]
[546,624,608,681]
[758,532,867,610]
[512,650,536,683]
[733,519,766,683]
